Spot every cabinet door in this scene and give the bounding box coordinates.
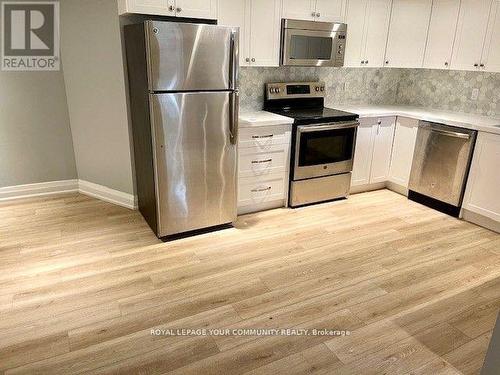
[351,119,375,186]
[363,0,392,68]
[451,0,492,71]
[315,0,347,22]
[462,132,500,222]
[175,0,217,19]
[345,0,368,67]
[125,0,173,15]
[384,0,432,68]
[482,0,500,72]
[248,0,281,66]
[389,117,418,188]
[282,0,315,20]
[370,117,395,183]
[218,0,249,66]
[423,0,460,69]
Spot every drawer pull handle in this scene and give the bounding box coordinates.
[251,159,272,164]
[252,134,274,139]
[251,186,272,192]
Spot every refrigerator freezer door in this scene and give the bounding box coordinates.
[146,21,238,91]
[151,92,238,237]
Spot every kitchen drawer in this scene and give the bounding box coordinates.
[239,125,291,149]
[238,175,286,206]
[238,146,288,178]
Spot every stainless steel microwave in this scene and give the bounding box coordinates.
[280,19,347,67]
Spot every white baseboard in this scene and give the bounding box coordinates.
[0,180,79,201]
[385,181,409,197]
[0,179,137,210]
[78,180,137,210]
[461,209,500,233]
[350,182,386,194]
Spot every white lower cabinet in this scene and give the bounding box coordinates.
[370,117,396,183]
[351,119,375,186]
[388,117,419,189]
[462,132,500,228]
[351,117,395,189]
[237,124,292,215]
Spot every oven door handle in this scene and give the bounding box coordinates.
[297,122,359,133]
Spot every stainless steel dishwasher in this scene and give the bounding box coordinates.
[408,121,477,217]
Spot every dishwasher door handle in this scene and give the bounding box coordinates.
[429,128,471,140]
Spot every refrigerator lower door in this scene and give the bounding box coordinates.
[151,92,238,237]
[146,21,238,91]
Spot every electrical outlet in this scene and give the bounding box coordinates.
[471,88,479,101]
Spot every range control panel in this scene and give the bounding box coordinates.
[266,82,326,100]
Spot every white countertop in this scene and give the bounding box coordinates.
[335,105,500,135]
[239,110,294,127]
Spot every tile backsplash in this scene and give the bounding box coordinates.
[240,67,401,110]
[240,67,500,117]
[396,69,500,117]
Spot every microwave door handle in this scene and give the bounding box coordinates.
[229,29,239,90]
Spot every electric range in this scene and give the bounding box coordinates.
[263,81,359,207]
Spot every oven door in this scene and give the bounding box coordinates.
[294,122,358,180]
[281,28,345,67]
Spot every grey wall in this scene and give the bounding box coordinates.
[240,67,500,118]
[60,0,134,194]
[0,69,77,188]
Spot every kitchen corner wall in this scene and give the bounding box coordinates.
[0,69,77,188]
[240,67,500,118]
[60,0,135,195]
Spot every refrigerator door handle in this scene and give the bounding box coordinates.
[229,29,239,90]
[229,90,239,145]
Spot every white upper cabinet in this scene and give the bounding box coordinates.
[482,0,500,72]
[282,0,315,20]
[451,0,492,71]
[175,0,217,19]
[363,0,392,67]
[389,117,418,189]
[315,0,347,22]
[345,0,392,68]
[384,0,432,68]
[218,0,248,66]
[118,0,173,16]
[345,0,368,67]
[118,0,217,18]
[282,0,346,22]
[423,0,461,70]
[248,0,281,66]
[218,0,281,67]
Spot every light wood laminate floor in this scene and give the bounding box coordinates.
[0,189,499,374]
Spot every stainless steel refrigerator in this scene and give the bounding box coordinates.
[124,21,239,238]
